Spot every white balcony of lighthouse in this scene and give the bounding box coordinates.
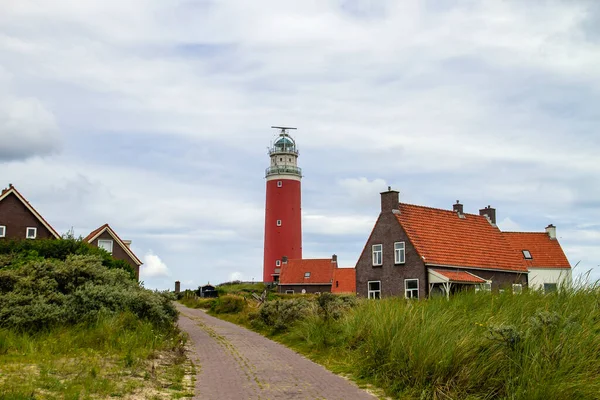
[266,133,302,178]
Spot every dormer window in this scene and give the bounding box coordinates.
[304,272,311,278]
[522,250,532,259]
[26,227,37,239]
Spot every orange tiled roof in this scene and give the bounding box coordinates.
[279,259,334,285]
[502,232,571,269]
[332,268,356,293]
[84,223,143,266]
[396,203,527,273]
[431,269,487,284]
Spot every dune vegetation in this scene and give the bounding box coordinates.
[205,289,600,399]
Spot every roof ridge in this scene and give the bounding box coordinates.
[503,231,547,234]
[400,202,486,218]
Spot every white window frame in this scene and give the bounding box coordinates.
[394,242,406,264]
[275,259,281,267]
[285,290,294,294]
[368,281,381,299]
[276,220,282,226]
[277,181,282,187]
[475,281,492,293]
[405,279,419,299]
[98,239,114,254]
[0,225,5,238]
[304,272,311,278]
[512,283,523,294]
[372,244,382,266]
[26,227,37,239]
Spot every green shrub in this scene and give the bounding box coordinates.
[0,238,135,279]
[0,255,176,332]
[210,295,246,314]
[179,296,215,309]
[256,298,315,333]
[316,292,357,320]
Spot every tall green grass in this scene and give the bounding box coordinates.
[0,312,188,398]
[228,289,600,399]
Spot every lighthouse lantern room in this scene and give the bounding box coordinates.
[263,126,303,283]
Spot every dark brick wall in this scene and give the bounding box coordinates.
[89,231,140,280]
[0,193,55,240]
[355,211,428,299]
[278,284,331,294]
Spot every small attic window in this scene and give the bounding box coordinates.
[304,272,311,278]
[522,250,532,259]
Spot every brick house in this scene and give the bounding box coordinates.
[279,255,355,294]
[84,224,143,280]
[356,189,533,299]
[0,184,61,241]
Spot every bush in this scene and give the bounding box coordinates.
[0,255,177,332]
[210,295,246,314]
[316,292,357,320]
[256,298,315,333]
[0,238,136,279]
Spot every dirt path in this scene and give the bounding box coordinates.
[177,303,377,400]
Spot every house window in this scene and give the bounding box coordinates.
[372,244,382,266]
[405,279,419,299]
[98,239,114,254]
[368,281,381,299]
[304,272,311,278]
[285,290,294,294]
[26,227,37,239]
[394,242,405,264]
[0,225,5,238]
[276,220,282,226]
[512,284,523,294]
[522,250,532,259]
[476,282,492,293]
[276,260,281,267]
[544,283,557,293]
[277,181,282,187]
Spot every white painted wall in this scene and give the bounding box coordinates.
[528,268,572,290]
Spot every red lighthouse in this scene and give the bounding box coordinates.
[263,126,302,283]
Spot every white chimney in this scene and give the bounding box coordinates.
[545,224,556,240]
[123,240,132,248]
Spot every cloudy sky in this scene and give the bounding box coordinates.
[2,0,599,290]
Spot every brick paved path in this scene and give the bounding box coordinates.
[176,303,376,400]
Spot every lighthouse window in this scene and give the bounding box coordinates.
[276,260,281,267]
[277,220,282,226]
[280,157,282,161]
[277,181,282,187]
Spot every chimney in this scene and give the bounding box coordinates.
[380,187,400,214]
[453,200,464,216]
[282,256,288,264]
[479,205,496,225]
[545,224,556,240]
[331,254,337,264]
[174,281,181,294]
[123,240,132,248]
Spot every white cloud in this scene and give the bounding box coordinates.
[497,217,521,232]
[142,251,170,278]
[1,1,599,286]
[229,272,244,282]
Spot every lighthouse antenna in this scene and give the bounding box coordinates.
[271,126,297,135]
